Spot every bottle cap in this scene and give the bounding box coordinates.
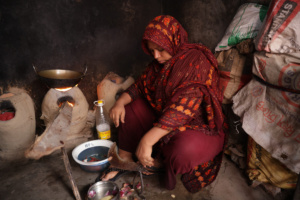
[94,99,105,106]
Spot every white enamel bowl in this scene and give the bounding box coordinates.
[72,140,113,172]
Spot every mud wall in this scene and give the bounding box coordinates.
[0,0,270,134]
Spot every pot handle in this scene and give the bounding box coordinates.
[83,64,88,76]
[32,64,38,74]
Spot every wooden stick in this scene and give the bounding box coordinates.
[61,143,82,200]
[293,173,300,200]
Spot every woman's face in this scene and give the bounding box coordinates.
[147,40,172,64]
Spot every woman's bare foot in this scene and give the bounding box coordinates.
[101,149,134,181]
[100,170,119,181]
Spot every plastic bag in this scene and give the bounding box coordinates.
[215,3,268,51]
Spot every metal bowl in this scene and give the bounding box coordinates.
[72,140,113,172]
[87,181,120,200]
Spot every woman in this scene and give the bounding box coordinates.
[102,15,225,193]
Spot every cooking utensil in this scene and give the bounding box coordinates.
[33,65,87,88]
[87,181,119,200]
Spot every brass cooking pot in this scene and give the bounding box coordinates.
[33,65,87,88]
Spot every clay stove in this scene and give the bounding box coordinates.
[0,87,36,162]
[25,86,95,160]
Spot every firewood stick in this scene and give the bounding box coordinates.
[61,143,82,200]
[293,173,300,200]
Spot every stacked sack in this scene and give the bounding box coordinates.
[232,0,299,191]
[215,3,268,104]
[215,3,268,170]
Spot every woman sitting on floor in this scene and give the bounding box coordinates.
[101,15,226,193]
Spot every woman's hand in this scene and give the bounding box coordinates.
[136,127,170,168]
[136,138,154,168]
[110,102,125,127]
[109,92,132,127]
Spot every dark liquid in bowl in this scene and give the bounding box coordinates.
[78,146,109,162]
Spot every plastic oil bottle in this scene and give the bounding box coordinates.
[94,99,111,140]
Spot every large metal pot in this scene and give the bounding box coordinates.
[33,65,87,88]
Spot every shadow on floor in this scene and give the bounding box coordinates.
[0,152,295,200]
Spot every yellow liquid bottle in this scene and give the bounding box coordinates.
[94,99,111,140]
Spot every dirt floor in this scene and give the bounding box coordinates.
[0,148,296,200]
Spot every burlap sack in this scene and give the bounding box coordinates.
[97,72,134,114]
[215,48,252,104]
[232,78,300,173]
[254,0,300,53]
[247,136,298,189]
[252,51,300,92]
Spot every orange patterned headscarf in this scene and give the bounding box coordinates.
[142,15,188,56]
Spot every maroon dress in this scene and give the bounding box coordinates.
[118,15,225,193]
